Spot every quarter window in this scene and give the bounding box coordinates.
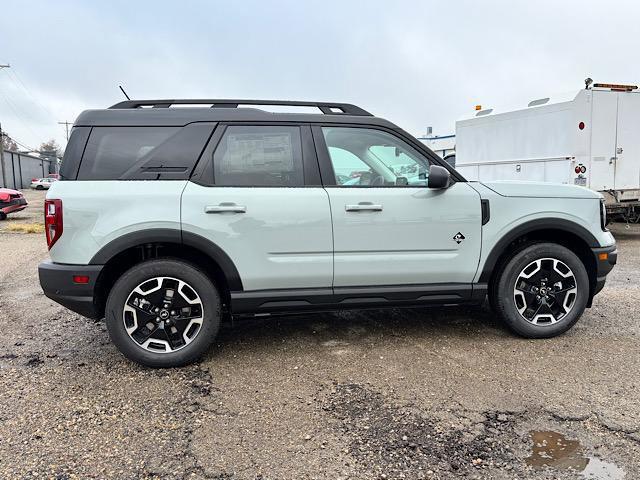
[79,127,179,180]
[213,126,304,186]
[322,127,430,187]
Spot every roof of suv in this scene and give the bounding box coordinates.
[74,99,400,129]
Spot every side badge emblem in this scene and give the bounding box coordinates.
[453,232,465,244]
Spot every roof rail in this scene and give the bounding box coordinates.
[108,99,373,116]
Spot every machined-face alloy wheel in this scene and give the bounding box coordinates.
[123,276,204,353]
[513,257,578,325]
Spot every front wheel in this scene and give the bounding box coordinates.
[493,243,589,338]
[105,259,221,367]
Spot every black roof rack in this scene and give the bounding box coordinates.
[109,99,372,116]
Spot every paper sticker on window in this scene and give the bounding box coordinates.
[222,133,294,173]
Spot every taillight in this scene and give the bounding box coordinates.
[575,166,581,174]
[44,199,63,249]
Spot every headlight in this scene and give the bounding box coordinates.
[600,199,608,231]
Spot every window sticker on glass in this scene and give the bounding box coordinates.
[222,132,294,173]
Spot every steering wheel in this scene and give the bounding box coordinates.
[369,174,385,186]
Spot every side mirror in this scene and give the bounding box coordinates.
[427,165,451,189]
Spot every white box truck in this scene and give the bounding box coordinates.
[455,81,640,222]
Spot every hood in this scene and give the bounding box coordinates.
[480,181,602,199]
[0,188,21,202]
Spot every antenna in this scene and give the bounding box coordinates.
[119,85,131,100]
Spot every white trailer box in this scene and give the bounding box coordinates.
[455,83,640,221]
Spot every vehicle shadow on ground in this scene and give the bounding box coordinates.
[213,302,507,354]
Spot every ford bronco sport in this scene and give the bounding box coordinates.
[38,99,617,367]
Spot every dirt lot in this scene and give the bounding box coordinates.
[0,189,638,479]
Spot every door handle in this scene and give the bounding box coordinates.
[345,203,383,212]
[205,203,246,214]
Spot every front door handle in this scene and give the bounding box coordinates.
[205,203,246,214]
[345,202,383,212]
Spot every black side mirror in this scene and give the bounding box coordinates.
[427,165,451,189]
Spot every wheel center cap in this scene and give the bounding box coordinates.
[540,287,549,295]
[159,309,170,320]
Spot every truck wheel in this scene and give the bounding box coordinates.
[105,259,221,367]
[493,243,589,338]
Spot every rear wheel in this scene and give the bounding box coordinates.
[0,212,6,221]
[493,243,589,338]
[105,259,221,367]
[36,185,44,190]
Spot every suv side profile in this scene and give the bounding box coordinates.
[38,99,617,367]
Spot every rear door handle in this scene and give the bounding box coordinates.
[345,203,383,212]
[205,203,246,214]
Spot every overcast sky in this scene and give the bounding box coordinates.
[1,0,639,151]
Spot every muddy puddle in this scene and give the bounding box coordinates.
[526,431,625,479]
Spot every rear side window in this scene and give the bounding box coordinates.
[59,126,90,180]
[79,127,179,180]
[212,126,304,186]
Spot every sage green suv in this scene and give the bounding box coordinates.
[38,99,617,367]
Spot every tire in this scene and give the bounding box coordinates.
[105,259,221,367]
[492,243,589,338]
[36,185,44,190]
[0,212,6,221]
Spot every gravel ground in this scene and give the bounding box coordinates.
[0,189,638,479]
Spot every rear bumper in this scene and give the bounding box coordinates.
[591,245,617,297]
[38,260,103,319]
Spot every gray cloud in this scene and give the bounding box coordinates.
[1,0,638,149]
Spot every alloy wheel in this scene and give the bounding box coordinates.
[123,276,204,353]
[513,258,578,325]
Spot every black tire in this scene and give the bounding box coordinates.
[105,259,221,367]
[36,185,44,190]
[493,243,589,338]
[0,212,6,221]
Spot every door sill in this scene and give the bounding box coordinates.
[231,283,487,314]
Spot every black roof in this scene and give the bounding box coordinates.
[74,99,399,129]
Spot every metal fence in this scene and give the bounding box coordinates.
[0,150,59,189]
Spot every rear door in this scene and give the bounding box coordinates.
[614,92,640,191]
[313,125,482,288]
[589,90,618,190]
[181,124,333,292]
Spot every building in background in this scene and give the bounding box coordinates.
[417,128,455,158]
[0,149,59,189]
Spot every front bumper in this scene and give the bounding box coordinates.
[1,197,28,214]
[591,244,617,297]
[38,260,103,319]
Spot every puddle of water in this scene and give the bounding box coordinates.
[525,431,625,479]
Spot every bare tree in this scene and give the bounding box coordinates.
[1,133,18,151]
[39,139,62,158]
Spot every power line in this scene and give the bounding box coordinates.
[7,68,57,121]
[0,66,56,144]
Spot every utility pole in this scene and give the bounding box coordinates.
[0,65,10,188]
[58,120,72,142]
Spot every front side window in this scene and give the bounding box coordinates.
[322,127,430,186]
[213,126,304,186]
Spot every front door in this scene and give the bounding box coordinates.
[314,125,482,287]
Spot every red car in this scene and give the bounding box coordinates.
[0,188,28,220]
